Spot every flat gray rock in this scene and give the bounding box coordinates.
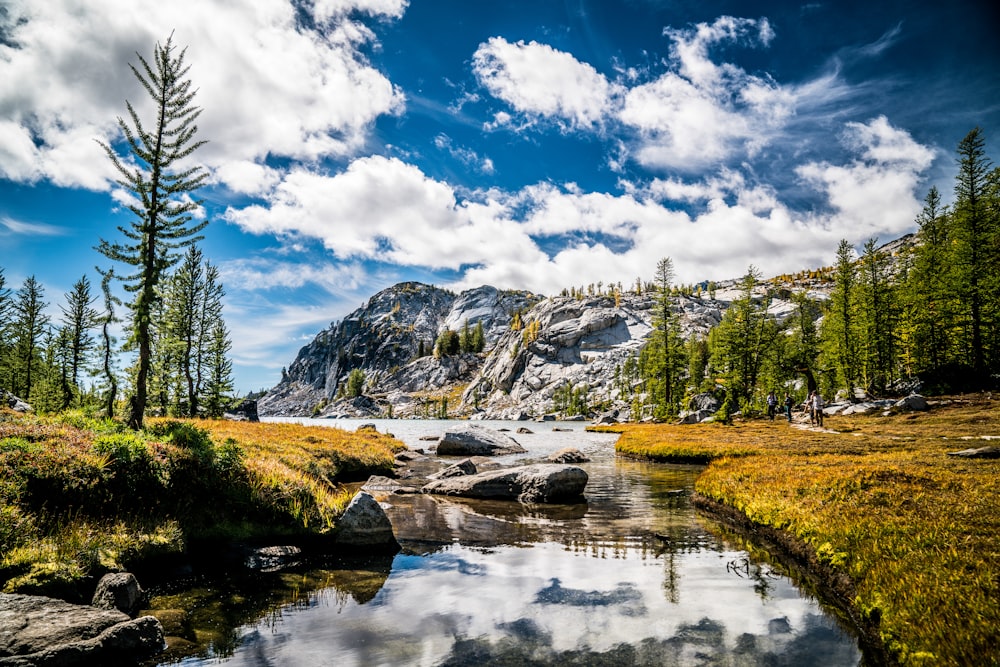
[0,593,163,665]
[947,445,1000,459]
[437,424,527,456]
[421,463,588,503]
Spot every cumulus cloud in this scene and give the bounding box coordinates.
[471,16,794,171]
[620,16,793,170]
[224,115,932,297]
[472,37,619,131]
[796,116,935,239]
[0,0,404,191]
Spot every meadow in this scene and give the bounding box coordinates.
[0,410,403,600]
[602,397,1000,665]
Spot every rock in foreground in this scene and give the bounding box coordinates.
[436,424,527,456]
[333,491,399,549]
[421,464,588,503]
[0,593,164,665]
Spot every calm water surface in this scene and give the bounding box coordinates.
[148,418,861,666]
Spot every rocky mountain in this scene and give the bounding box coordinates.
[259,236,915,420]
[259,283,540,417]
[261,281,787,419]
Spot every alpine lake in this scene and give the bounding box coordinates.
[142,418,865,666]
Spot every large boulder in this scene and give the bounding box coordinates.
[421,464,588,503]
[436,424,527,456]
[1,390,32,413]
[333,491,399,549]
[894,394,929,411]
[947,446,1000,459]
[91,573,144,616]
[687,392,721,413]
[223,398,259,422]
[678,409,714,424]
[0,593,164,665]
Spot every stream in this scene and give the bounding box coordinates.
[146,418,863,666]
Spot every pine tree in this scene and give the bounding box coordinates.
[203,320,234,417]
[785,291,821,393]
[471,321,485,353]
[951,128,997,381]
[824,240,860,396]
[97,35,209,429]
[903,187,954,379]
[59,275,100,405]
[857,238,897,395]
[640,258,684,419]
[97,269,122,419]
[10,276,49,400]
[709,266,775,409]
[0,268,12,391]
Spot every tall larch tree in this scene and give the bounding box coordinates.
[11,276,49,401]
[640,257,684,419]
[0,268,12,391]
[97,35,209,429]
[59,275,100,404]
[951,127,996,381]
[824,240,860,396]
[857,238,897,395]
[903,187,954,379]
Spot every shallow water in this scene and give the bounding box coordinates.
[148,418,861,666]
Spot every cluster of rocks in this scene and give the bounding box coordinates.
[822,393,930,417]
[366,424,590,504]
[0,574,162,666]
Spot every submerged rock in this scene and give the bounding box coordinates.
[0,593,164,665]
[436,424,528,456]
[421,464,588,503]
[547,447,590,463]
[245,546,302,572]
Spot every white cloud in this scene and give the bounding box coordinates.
[0,0,405,191]
[224,127,932,300]
[473,37,618,131]
[620,16,793,170]
[796,116,934,239]
[0,216,67,237]
[219,258,367,293]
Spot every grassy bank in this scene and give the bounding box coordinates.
[602,398,1000,665]
[0,410,403,599]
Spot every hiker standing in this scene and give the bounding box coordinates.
[812,391,825,427]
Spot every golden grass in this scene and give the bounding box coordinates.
[0,411,406,596]
[606,398,1000,665]
[194,419,405,531]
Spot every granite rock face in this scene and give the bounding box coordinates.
[0,593,164,665]
[259,267,853,420]
[259,283,538,418]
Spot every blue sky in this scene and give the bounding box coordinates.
[1,0,998,393]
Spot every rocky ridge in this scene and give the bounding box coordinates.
[259,239,920,420]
